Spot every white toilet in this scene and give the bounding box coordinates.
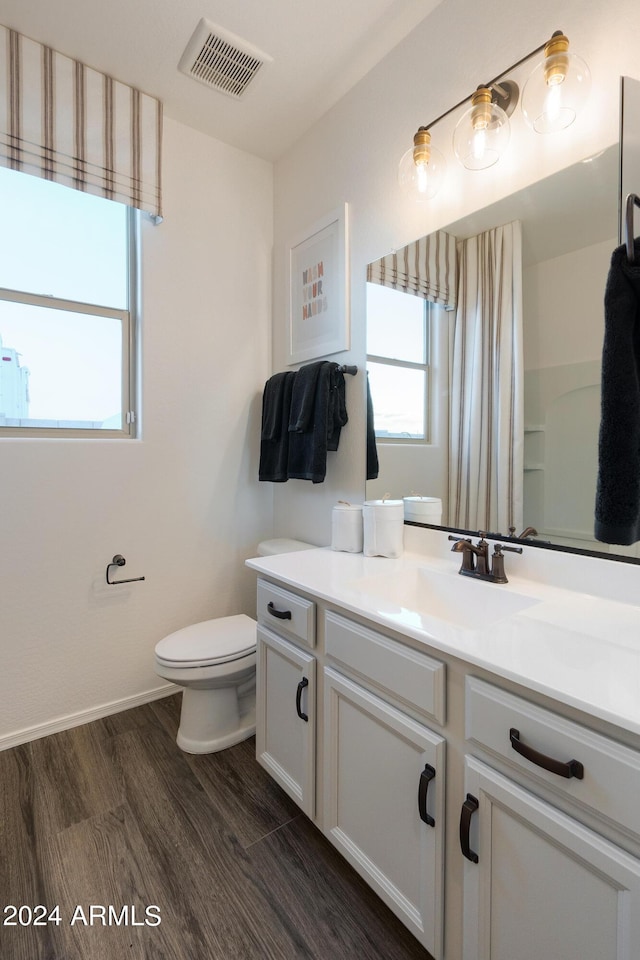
[154,538,314,754]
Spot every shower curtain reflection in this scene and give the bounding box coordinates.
[448,221,524,535]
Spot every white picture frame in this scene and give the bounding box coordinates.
[286,203,349,364]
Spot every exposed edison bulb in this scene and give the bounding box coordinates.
[522,32,591,133]
[398,127,446,201]
[472,128,487,163]
[546,81,561,119]
[453,87,510,170]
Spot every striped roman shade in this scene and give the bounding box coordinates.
[0,25,162,218]
[367,229,457,309]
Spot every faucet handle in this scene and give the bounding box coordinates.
[489,544,508,583]
[489,542,523,584]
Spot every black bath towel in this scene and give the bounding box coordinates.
[287,362,347,483]
[595,239,640,544]
[259,371,295,482]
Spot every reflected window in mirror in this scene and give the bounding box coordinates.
[366,282,429,441]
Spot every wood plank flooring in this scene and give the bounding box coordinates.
[0,695,433,960]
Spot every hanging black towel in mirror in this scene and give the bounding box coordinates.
[595,239,640,544]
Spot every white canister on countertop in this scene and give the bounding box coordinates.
[363,499,404,558]
[403,496,442,525]
[331,502,364,553]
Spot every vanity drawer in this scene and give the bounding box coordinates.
[466,676,640,837]
[325,610,445,724]
[257,578,315,649]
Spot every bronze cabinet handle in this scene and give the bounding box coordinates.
[509,728,584,780]
[459,793,479,863]
[418,764,436,827]
[295,678,309,722]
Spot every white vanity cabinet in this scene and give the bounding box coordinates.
[254,577,447,958]
[323,612,446,958]
[461,678,640,960]
[251,564,640,960]
[255,578,316,817]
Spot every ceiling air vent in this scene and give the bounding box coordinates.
[178,19,272,100]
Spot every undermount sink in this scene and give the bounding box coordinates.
[349,565,540,631]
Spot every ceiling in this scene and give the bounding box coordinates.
[0,0,443,160]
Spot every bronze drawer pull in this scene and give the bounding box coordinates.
[510,728,584,780]
[267,601,292,620]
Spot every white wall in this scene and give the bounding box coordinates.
[524,237,614,372]
[272,0,640,546]
[522,236,617,551]
[0,117,274,747]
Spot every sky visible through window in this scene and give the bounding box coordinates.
[366,282,427,438]
[0,167,128,424]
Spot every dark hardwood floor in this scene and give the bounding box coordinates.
[0,694,433,960]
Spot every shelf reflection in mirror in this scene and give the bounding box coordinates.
[365,144,627,557]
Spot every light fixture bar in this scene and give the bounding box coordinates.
[421,35,553,132]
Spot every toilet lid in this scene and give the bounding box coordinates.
[155,614,256,666]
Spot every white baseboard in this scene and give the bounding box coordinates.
[0,683,179,752]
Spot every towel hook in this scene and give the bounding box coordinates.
[625,193,640,263]
[106,554,145,585]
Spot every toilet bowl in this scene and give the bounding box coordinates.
[155,614,257,754]
[154,538,314,754]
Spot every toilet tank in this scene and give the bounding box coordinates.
[257,538,315,556]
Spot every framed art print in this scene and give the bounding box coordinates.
[286,203,349,364]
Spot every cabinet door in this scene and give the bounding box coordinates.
[324,666,445,959]
[256,625,316,817]
[461,755,640,960]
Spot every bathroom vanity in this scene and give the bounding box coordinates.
[246,526,640,960]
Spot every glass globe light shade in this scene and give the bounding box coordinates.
[452,87,510,170]
[398,128,445,201]
[522,34,591,134]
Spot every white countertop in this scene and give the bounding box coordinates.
[246,546,640,738]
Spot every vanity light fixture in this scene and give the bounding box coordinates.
[398,30,589,197]
[521,31,591,133]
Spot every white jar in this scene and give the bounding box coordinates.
[403,496,443,525]
[362,499,404,558]
[331,503,364,553]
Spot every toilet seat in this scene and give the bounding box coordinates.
[155,614,256,669]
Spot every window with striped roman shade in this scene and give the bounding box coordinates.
[0,25,162,218]
[367,229,457,309]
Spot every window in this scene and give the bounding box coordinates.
[0,166,138,438]
[366,282,430,440]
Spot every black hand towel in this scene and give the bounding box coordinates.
[259,371,295,482]
[287,362,347,483]
[327,365,348,451]
[595,239,640,544]
[288,360,326,433]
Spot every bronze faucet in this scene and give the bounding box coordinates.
[450,535,490,576]
[508,525,538,540]
[449,533,522,583]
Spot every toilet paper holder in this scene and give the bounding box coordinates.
[106,554,146,585]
